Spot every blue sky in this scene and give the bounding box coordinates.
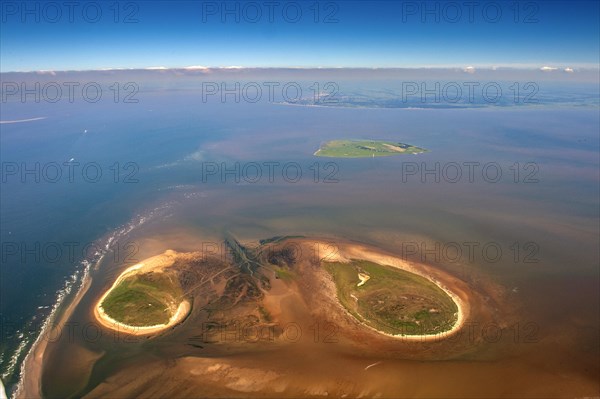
[1,0,599,72]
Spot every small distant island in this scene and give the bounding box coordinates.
[314,140,428,158]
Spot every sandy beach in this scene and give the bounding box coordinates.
[16,274,93,399]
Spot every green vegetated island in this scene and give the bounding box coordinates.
[314,140,428,158]
[101,270,182,327]
[323,260,458,336]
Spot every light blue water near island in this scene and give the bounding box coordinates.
[0,79,599,395]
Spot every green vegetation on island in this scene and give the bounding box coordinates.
[101,271,183,327]
[323,260,457,335]
[314,140,428,158]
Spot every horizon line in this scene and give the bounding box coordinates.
[2,64,599,74]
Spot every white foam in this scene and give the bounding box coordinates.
[1,378,8,399]
[11,202,173,398]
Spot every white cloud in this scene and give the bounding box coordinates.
[145,66,168,70]
[185,149,205,162]
[98,67,130,71]
[540,66,558,72]
[183,65,209,70]
[463,66,476,74]
[564,67,574,73]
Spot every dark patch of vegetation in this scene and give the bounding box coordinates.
[259,235,305,245]
[258,306,272,322]
[266,246,297,267]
